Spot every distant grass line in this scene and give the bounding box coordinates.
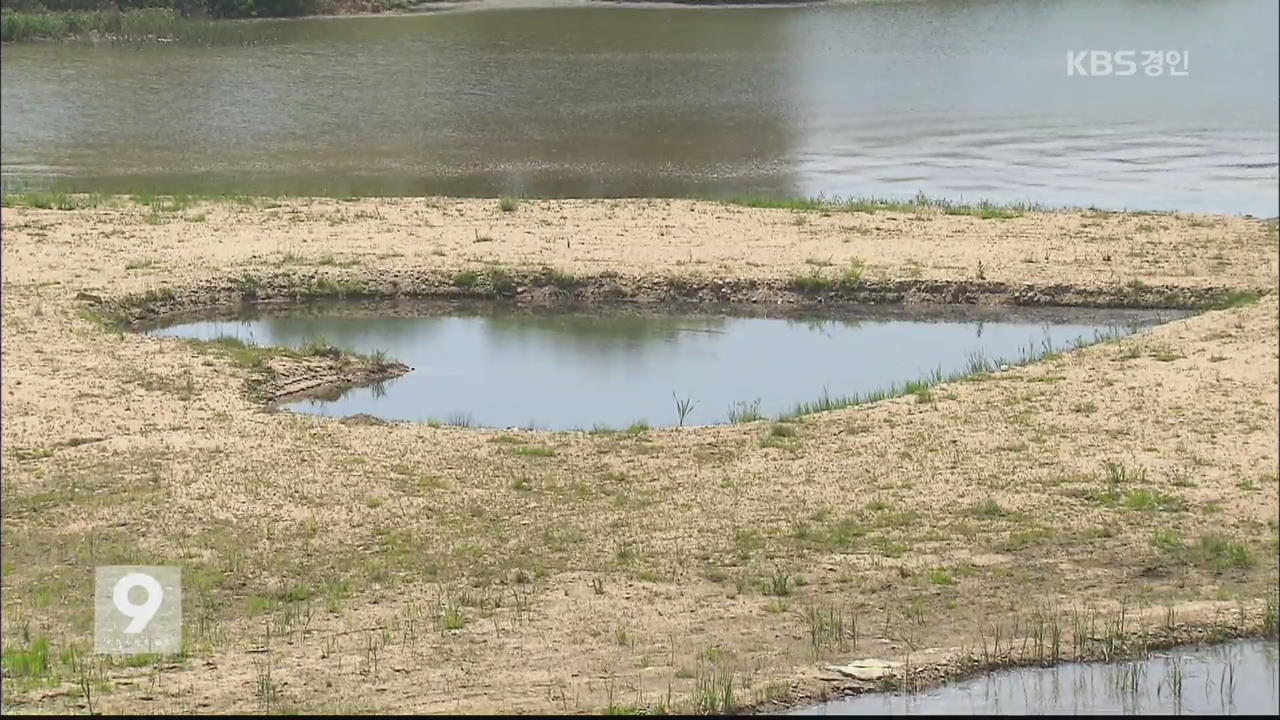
[780,327,1131,420]
[0,189,394,208]
[0,9,263,44]
[2,189,1031,216]
[0,189,1207,221]
[726,192,1086,219]
[1,190,278,210]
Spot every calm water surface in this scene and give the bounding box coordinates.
[147,304,1174,428]
[790,640,1280,716]
[2,0,1276,214]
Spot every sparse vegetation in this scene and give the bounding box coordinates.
[512,445,556,458]
[1212,290,1261,310]
[764,569,791,597]
[2,190,101,210]
[1193,534,1254,571]
[1121,488,1185,512]
[927,569,954,585]
[3,195,1274,715]
[445,412,474,428]
[673,391,696,428]
[487,267,516,296]
[767,423,795,438]
[0,7,287,44]
[1151,528,1185,553]
[539,267,579,291]
[777,338,1113,420]
[441,603,468,631]
[182,334,398,386]
[726,192,1040,218]
[2,636,50,679]
[964,498,1013,520]
[786,257,868,293]
[727,399,763,424]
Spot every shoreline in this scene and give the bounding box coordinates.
[1,196,1276,714]
[134,295,1191,329]
[774,627,1277,714]
[136,296,1190,414]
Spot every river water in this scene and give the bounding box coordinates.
[2,0,1276,214]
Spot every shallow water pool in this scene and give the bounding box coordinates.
[148,303,1179,429]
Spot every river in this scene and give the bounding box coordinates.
[2,0,1276,213]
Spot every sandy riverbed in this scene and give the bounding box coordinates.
[1,197,1277,713]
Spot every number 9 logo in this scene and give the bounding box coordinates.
[113,572,164,634]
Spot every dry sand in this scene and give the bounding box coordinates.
[1,197,1277,713]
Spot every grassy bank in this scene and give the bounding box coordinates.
[2,190,271,211]
[2,8,237,42]
[0,189,1166,220]
[0,1,414,42]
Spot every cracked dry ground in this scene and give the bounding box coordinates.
[1,198,1277,713]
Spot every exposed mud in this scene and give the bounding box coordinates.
[257,353,411,404]
[103,269,1255,332]
[137,294,1190,329]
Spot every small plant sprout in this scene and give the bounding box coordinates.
[727,398,763,424]
[673,391,696,428]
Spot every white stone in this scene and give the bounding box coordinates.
[824,659,902,681]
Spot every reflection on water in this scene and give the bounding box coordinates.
[2,0,1276,213]
[790,640,1280,716]
[146,304,1174,429]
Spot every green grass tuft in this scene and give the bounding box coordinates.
[539,267,579,290]
[453,270,480,290]
[927,569,954,585]
[767,423,795,438]
[1193,534,1253,570]
[1211,290,1261,310]
[441,604,467,631]
[1150,529,1185,552]
[964,498,1012,519]
[1,636,50,679]
[727,399,763,424]
[487,267,516,296]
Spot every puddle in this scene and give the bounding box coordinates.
[789,640,1280,716]
[147,302,1182,429]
